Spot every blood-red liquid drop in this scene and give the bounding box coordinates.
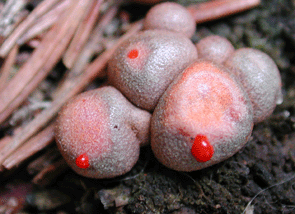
[127,49,139,59]
[76,153,90,169]
[191,135,214,162]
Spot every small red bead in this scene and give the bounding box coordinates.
[75,153,90,169]
[127,49,139,59]
[191,135,214,162]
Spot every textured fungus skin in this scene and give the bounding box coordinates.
[108,30,198,111]
[143,2,196,38]
[196,35,235,64]
[225,48,282,123]
[55,86,151,179]
[151,60,254,171]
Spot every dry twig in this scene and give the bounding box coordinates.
[0,0,95,164]
[187,0,261,23]
[0,0,92,124]
[0,0,28,38]
[18,0,71,45]
[63,0,103,69]
[0,0,61,56]
[0,44,18,91]
[54,4,120,98]
[3,123,55,170]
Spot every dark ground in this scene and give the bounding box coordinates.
[2,0,295,213]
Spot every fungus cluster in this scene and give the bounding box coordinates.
[55,2,282,178]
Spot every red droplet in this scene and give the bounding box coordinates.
[191,135,214,162]
[75,153,90,169]
[127,49,139,59]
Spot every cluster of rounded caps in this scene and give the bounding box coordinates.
[55,2,282,178]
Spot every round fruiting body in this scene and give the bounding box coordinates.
[108,30,198,111]
[196,35,235,64]
[225,48,282,123]
[143,2,196,38]
[151,60,253,171]
[55,86,151,179]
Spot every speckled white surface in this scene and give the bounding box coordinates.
[225,48,282,123]
[143,2,196,38]
[108,30,198,111]
[196,35,235,64]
